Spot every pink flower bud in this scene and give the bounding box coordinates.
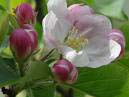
[22,24,38,51]
[14,3,36,26]
[52,59,78,84]
[9,26,38,61]
[109,29,125,56]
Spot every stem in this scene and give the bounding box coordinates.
[40,49,55,61]
[56,85,74,97]
[35,0,47,24]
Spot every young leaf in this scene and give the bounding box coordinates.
[61,54,129,97]
[0,12,9,46]
[0,57,20,87]
[24,61,51,81]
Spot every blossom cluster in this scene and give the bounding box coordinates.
[9,0,125,84]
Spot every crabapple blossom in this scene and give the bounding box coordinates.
[43,0,121,68]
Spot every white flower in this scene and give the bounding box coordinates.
[42,0,121,68]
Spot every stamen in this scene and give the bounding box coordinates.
[65,27,88,52]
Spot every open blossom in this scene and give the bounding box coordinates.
[9,25,38,61]
[14,3,36,26]
[43,0,121,68]
[52,59,78,84]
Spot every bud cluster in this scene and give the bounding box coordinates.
[9,3,38,62]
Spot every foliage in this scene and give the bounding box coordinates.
[0,0,129,97]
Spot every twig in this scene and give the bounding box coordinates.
[40,49,55,61]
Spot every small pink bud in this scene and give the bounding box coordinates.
[109,29,125,56]
[52,59,78,84]
[9,26,38,61]
[14,3,36,26]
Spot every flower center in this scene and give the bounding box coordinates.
[65,27,88,52]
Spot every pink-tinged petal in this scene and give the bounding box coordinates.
[68,4,93,25]
[59,46,89,67]
[76,15,112,34]
[86,40,121,68]
[74,15,113,68]
[43,11,71,50]
[80,15,111,54]
[47,0,68,17]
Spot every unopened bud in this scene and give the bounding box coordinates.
[109,29,125,56]
[52,59,78,84]
[14,3,36,26]
[9,26,38,61]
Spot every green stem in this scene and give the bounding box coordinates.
[56,85,74,97]
[40,49,55,61]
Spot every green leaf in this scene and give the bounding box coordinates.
[31,83,55,97]
[67,0,87,5]
[10,0,29,12]
[9,14,19,29]
[86,0,126,20]
[60,53,129,97]
[0,4,6,11]
[123,0,129,19]
[24,61,51,81]
[0,12,9,45]
[16,83,55,97]
[0,0,9,11]
[120,21,129,51]
[0,57,20,87]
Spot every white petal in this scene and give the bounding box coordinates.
[110,40,121,60]
[43,11,71,49]
[86,40,121,68]
[76,15,114,68]
[47,0,68,17]
[59,46,89,67]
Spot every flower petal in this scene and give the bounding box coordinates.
[86,40,121,68]
[43,11,71,49]
[59,46,89,67]
[68,4,93,24]
[74,15,118,68]
[109,40,121,60]
[47,0,68,17]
